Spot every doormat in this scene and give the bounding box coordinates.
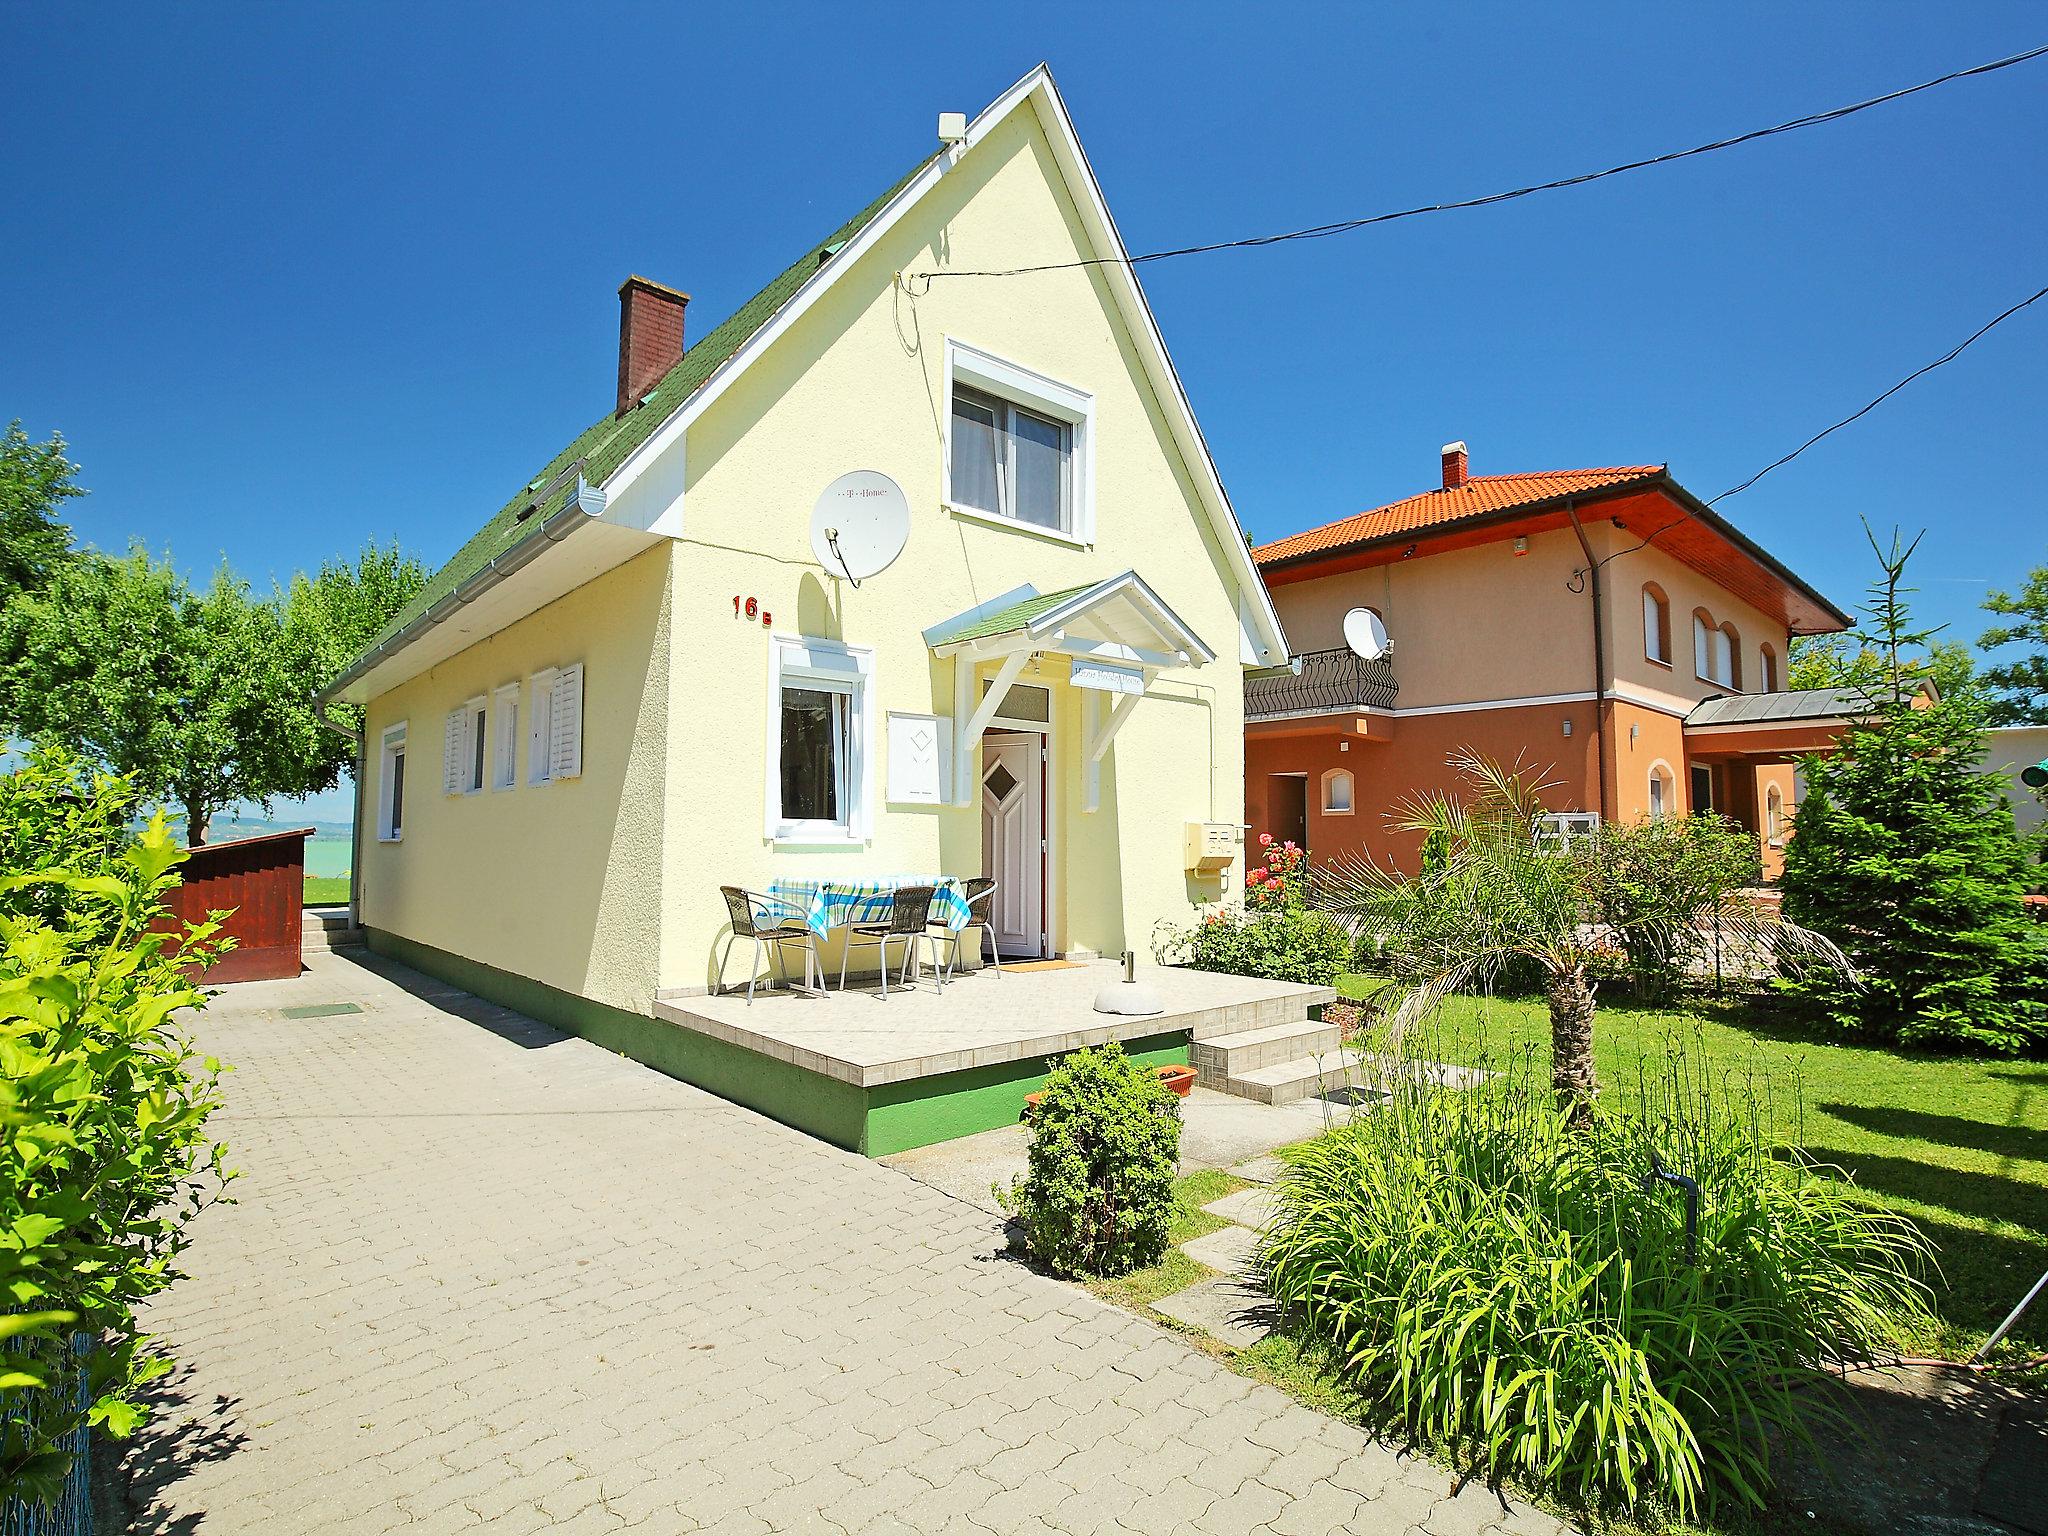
[278,1002,363,1019]
[1000,960,1087,973]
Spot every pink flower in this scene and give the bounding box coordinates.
[1247,868,1269,884]
[1258,832,1273,847]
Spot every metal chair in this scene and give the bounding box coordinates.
[718,886,820,1002]
[934,877,1002,981]
[839,885,942,997]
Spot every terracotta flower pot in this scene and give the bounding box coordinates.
[1154,1064,1197,1098]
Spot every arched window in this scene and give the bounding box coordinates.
[1693,610,1715,681]
[1718,623,1742,689]
[1642,584,1670,666]
[1320,767,1354,815]
[1758,643,1779,694]
[1648,762,1676,819]
[1766,783,1786,846]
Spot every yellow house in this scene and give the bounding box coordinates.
[321,66,1295,1151]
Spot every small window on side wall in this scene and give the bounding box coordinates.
[378,722,407,841]
[1759,643,1779,694]
[444,698,487,795]
[1320,767,1354,815]
[1642,584,1670,666]
[525,664,585,785]
[490,683,519,791]
[1766,783,1786,846]
[1648,762,1675,820]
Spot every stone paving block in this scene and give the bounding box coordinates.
[1226,1152,1287,1184]
[1200,1183,1284,1229]
[1179,1222,1262,1275]
[118,951,1565,1536]
[1149,1274,1276,1348]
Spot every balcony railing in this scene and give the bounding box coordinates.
[1246,648,1399,720]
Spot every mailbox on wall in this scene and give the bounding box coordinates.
[1184,821,1239,873]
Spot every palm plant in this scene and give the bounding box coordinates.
[1320,749,1849,1117]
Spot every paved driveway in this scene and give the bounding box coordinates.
[125,951,1567,1536]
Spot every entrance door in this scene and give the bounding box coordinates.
[981,732,1045,958]
[1269,774,1308,855]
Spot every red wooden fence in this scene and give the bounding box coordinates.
[153,827,313,983]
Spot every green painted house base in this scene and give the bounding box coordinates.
[364,929,1189,1156]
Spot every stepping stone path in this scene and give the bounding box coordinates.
[1151,1167,1290,1349]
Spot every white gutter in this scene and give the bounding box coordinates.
[319,473,607,704]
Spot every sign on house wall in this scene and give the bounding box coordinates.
[886,712,951,805]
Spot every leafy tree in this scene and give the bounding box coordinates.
[0,421,81,602]
[1579,811,1761,1002]
[1777,531,2047,1054]
[273,541,427,794]
[0,548,294,842]
[1979,563,2048,725]
[1322,752,1842,1118]
[1790,629,1976,697]
[0,541,424,843]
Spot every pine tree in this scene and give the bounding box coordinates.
[1778,529,2047,1054]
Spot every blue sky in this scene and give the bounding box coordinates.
[5,4,2044,824]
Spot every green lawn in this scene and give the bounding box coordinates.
[1338,977,2048,1356]
[303,874,351,906]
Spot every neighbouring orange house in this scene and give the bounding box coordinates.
[1245,442,1854,879]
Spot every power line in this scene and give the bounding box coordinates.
[1573,281,2048,583]
[1707,282,2048,504]
[909,43,2048,281]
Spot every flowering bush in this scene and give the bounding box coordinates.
[1244,833,1308,912]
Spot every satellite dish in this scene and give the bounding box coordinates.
[1342,607,1391,660]
[810,470,909,586]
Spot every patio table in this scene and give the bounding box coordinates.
[761,875,974,938]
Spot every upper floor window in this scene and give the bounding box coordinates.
[945,339,1094,544]
[952,385,1071,532]
[1758,643,1779,694]
[1693,609,1739,689]
[1642,584,1671,667]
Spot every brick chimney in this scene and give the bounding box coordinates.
[616,276,689,417]
[1440,440,1470,490]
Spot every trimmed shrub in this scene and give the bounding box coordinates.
[1260,1035,1932,1520]
[1579,812,1761,1002]
[999,1043,1180,1278]
[1166,904,1355,987]
[0,748,234,1508]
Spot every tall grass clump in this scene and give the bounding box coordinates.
[1259,1019,1933,1521]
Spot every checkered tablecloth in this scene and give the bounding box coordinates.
[760,876,974,936]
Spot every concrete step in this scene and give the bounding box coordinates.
[302,913,365,951]
[1184,985,1338,1042]
[1191,1017,1343,1081]
[1216,1052,1361,1107]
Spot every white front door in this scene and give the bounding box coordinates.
[981,732,1045,958]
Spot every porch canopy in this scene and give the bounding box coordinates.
[1682,685,1888,762]
[924,571,1213,809]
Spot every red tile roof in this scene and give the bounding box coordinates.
[1254,466,1666,566]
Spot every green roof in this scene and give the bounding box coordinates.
[940,584,1095,645]
[345,151,936,670]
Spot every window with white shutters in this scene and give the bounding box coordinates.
[527,668,556,784]
[548,664,584,780]
[491,683,519,790]
[443,707,467,795]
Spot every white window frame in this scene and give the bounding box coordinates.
[377,721,407,842]
[462,696,488,794]
[490,683,520,791]
[527,668,557,785]
[1647,760,1675,820]
[943,337,1095,547]
[1642,586,1669,666]
[1320,767,1354,815]
[766,635,874,845]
